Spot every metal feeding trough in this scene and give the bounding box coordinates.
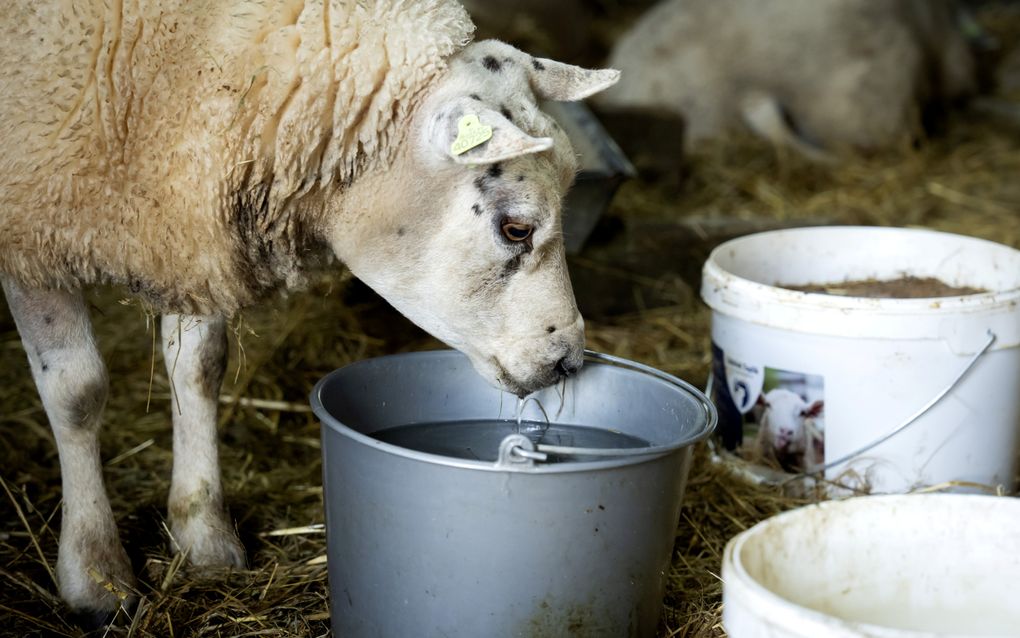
[311,350,716,638]
[543,100,636,254]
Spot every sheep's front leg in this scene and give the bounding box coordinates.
[1,278,135,620]
[162,315,245,569]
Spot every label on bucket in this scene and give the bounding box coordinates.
[711,343,825,473]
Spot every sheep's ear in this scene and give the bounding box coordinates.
[528,57,620,101]
[802,400,824,418]
[430,100,553,165]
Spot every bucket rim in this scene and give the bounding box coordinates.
[310,349,717,474]
[705,226,1020,311]
[722,494,1020,637]
[702,226,1020,352]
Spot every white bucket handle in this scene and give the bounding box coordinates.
[709,330,995,479]
[805,329,997,476]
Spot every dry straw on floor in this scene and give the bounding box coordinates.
[3,13,1020,638]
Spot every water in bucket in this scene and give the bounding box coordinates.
[372,420,651,463]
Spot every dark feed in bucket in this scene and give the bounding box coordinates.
[784,275,986,298]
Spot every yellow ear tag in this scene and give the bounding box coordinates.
[450,113,493,155]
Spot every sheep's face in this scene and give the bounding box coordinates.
[760,389,824,454]
[332,41,619,396]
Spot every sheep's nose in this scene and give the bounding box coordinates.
[554,356,579,377]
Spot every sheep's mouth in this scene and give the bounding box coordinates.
[491,357,563,398]
[492,358,532,398]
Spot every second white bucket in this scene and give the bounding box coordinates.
[722,494,1020,637]
[701,226,1020,493]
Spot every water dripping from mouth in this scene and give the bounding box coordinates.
[555,375,567,419]
[515,394,552,443]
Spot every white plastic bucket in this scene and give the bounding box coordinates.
[701,226,1020,493]
[722,494,1020,637]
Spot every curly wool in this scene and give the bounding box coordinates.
[0,0,473,315]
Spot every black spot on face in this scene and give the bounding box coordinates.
[532,58,545,71]
[397,227,406,237]
[471,203,483,215]
[500,253,525,279]
[546,326,556,334]
[499,104,513,122]
[517,175,525,182]
[482,55,501,72]
[41,363,49,372]
[43,315,53,325]
[474,163,503,193]
[469,93,481,101]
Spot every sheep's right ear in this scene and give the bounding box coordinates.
[802,400,824,418]
[429,99,553,165]
[528,57,620,101]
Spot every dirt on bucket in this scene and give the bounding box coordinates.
[784,276,987,298]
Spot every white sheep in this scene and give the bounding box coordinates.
[0,0,619,622]
[754,388,825,471]
[598,0,976,160]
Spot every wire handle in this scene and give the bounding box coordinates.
[805,329,997,475]
[494,350,718,465]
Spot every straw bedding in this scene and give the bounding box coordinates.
[2,4,1019,637]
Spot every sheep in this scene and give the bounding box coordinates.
[0,0,619,623]
[754,388,825,472]
[597,0,976,161]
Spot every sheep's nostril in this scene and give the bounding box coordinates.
[554,357,578,377]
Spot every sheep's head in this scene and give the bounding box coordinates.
[329,41,619,396]
[760,389,824,453]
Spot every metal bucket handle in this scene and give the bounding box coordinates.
[800,329,998,475]
[498,350,719,465]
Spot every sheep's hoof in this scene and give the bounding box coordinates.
[184,531,247,571]
[70,600,135,634]
[58,535,137,630]
[172,517,247,571]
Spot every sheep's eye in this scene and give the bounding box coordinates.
[501,221,533,242]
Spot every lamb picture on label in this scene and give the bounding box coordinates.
[712,344,825,474]
[753,382,824,472]
[747,368,825,472]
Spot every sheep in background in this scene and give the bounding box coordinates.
[598,0,976,161]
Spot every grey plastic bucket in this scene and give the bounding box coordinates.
[311,349,716,638]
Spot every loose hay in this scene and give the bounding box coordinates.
[3,7,1020,637]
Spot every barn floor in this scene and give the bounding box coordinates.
[3,5,1020,638]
